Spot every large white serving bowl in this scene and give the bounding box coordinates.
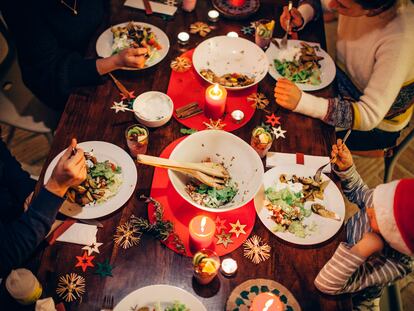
[168,130,264,212]
[192,36,268,90]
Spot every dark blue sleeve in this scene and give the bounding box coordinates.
[0,187,64,278]
[0,139,36,210]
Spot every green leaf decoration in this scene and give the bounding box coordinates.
[271,289,280,296]
[250,286,259,295]
[261,286,269,292]
[235,298,245,306]
[240,290,250,300]
[280,294,288,303]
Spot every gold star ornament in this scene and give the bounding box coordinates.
[216,230,233,248]
[229,220,247,238]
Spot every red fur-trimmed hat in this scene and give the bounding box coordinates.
[373,179,414,256]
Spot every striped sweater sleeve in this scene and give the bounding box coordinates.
[333,165,373,209]
[315,243,412,294]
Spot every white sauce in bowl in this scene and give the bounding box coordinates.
[135,93,171,121]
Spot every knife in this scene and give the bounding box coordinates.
[143,0,153,15]
[78,219,104,228]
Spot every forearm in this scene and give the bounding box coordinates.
[0,188,64,277]
[333,165,373,207]
[96,55,122,75]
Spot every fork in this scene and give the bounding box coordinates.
[280,1,293,49]
[314,129,352,182]
[101,295,114,311]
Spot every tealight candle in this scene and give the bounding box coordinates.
[208,10,220,22]
[220,258,238,276]
[204,83,227,119]
[189,215,216,251]
[227,31,239,38]
[177,32,190,45]
[250,293,284,311]
[231,110,245,123]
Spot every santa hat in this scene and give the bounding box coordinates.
[373,179,414,256]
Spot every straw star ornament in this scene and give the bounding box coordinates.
[204,119,226,130]
[190,22,212,37]
[243,235,271,264]
[170,56,192,73]
[247,93,270,112]
[114,221,142,249]
[56,273,86,302]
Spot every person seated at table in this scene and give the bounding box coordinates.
[275,0,414,151]
[0,137,86,278]
[0,0,147,112]
[314,139,413,310]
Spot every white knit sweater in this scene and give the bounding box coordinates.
[297,1,414,132]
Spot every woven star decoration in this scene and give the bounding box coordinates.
[111,101,129,113]
[243,235,271,264]
[272,126,287,139]
[215,216,227,233]
[216,230,233,248]
[203,119,226,130]
[94,258,113,278]
[120,90,136,101]
[164,0,178,6]
[82,242,102,256]
[114,221,142,249]
[75,251,95,272]
[265,113,281,127]
[170,56,192,73]
[241,26,254,36]
[229,220,247,238]
[56,273,86,302]
[190,22,212,37]
[247,93,270,112]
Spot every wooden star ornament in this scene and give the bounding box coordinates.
[82,242,103,256]
[265,113,281,127]
[170,56,192,73]
[203,119,226,130]
[75,251,95,272]
[120,90,136,100]
[272,126,287,139]
[215,216,227,233]
[229,220,247,238]
[94,258,113,278]
[111,101,133,113]
[216,230,233,248]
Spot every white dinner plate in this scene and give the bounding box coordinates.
[254,164,345,245]
[192,36,268,90]
[114,285,207,311]
[96,22,170,70]
[44,141,137,219]
[266,39,336,91]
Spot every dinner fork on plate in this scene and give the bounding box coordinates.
[101,295,114,311]
[314,129,352,182]
[280,1,293,49]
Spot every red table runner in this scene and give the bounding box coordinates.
[167,49,257,132]
[148,137,256,257]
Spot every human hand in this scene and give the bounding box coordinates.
[274,78,302,110]
[351,232,384,258]
[331,138,353,171]
[280,6,304,33]
[23,192,34,211]
[114,47,148,69]
[45,138,87,197]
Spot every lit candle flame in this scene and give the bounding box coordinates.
[263,298,274,311]
[200,216,207,233]
[210,83,222,99]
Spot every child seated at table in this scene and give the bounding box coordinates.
[314,139,413,309]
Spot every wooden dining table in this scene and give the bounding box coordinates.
[3,0,352,310]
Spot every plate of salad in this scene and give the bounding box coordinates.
[254,164,345,245]
[114,285,206,311]
[266,39,336,91]
[44,141,137,219]
[96,22,170,70]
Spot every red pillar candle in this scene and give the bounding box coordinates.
[229,0,246,7]
[189,215,216,250]
[204,83,227,120]
[250,293,284,311]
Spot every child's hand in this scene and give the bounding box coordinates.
[274,78,302,110]
[351,232,384,258]
[331,138,353,171]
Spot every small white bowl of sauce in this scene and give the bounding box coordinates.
[133,91,174,128]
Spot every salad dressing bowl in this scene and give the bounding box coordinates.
[168,130,264,212]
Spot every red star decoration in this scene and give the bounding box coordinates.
[265,113,281,127]
[120,90,136,100]
[215,216,227,233]
[75,251,95,272]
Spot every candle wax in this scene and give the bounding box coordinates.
[250,293,284,311]
[189,215,216,251]
[204,84,227,119]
